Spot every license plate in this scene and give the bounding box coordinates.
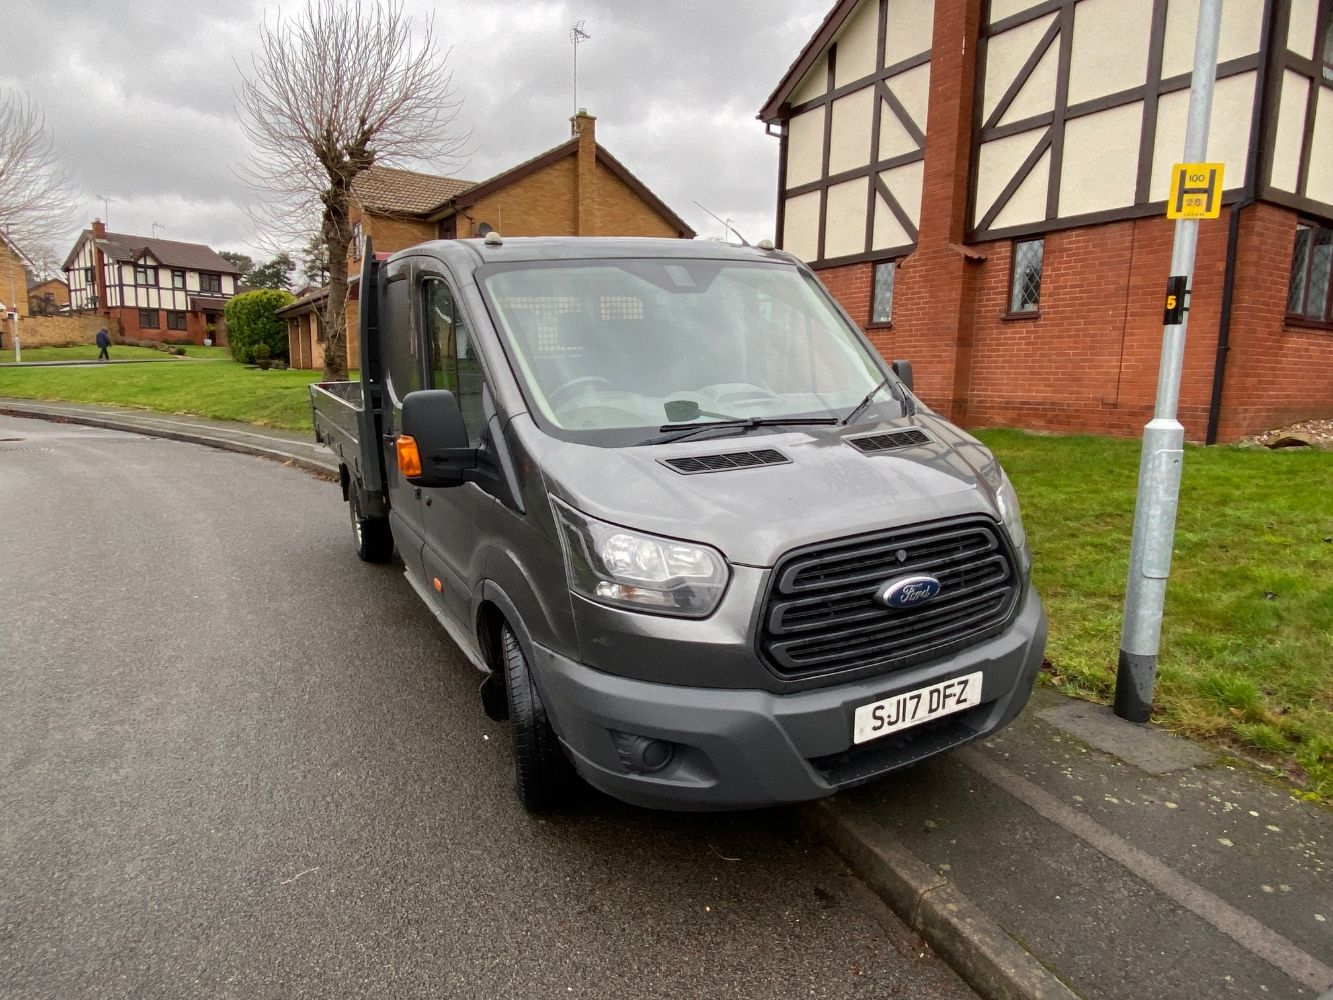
[853,671,983,745]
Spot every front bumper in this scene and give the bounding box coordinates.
[530,585,1047,810]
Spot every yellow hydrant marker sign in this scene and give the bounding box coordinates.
[1167,162,1224,219]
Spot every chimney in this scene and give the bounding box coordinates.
[90,219,109,316]
[570,107,595,138]
[570,108,597,235]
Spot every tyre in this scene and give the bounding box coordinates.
[349,488,394,563]
[501,622,577,810]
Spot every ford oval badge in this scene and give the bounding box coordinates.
[876,575,942,609]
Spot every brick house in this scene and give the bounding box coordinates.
[1,233,34,319]
[28,278,70,316]
[63,220,242,344]
[283,110,696,369]
[760,0,1333,442]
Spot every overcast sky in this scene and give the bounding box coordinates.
[5,0,824,268]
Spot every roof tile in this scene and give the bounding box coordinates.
[351,165,475,215]
[68,230,242,274]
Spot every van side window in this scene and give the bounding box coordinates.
[424,278,486,446]
[382,262,420,403]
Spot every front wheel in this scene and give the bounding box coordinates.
[501,623,577,811]
[349,488,394,563]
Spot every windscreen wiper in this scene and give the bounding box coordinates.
[643,416,838,446]
[841,377,896,426]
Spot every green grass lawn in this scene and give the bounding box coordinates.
[0,355,337,430]
[9,344,234,363]
[978,429,1333,799]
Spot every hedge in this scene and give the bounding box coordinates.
[225,289,294,364]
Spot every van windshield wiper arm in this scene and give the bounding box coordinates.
[643,416,838,446]
[841,377,895,426]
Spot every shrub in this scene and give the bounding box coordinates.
[172,347,186,356]
[225,289,293,364]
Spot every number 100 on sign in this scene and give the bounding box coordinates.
[1167,162,1224,220]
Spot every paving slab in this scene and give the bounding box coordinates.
[1038,700,1213,773]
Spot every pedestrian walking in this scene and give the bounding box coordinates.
[95,326,110,361]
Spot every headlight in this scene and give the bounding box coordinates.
[993,470,1027,552]
[553,500,730,618]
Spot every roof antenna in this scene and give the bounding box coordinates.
[151,222,165,238]
[570,21,591,123]
[95,194,117,228]
[692,200,750,246]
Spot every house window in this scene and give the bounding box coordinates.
[84,266,95,284]
[134,264,158,286]
[1009,238,1044,314]
[200,272,222,294]
[1287,222,1332,324]
[139,309,160,329]
[1322,19,1333,83]
[172,270,186,289]
[352,222,362,260]
[166,311,188,331]
[869,261,895,326]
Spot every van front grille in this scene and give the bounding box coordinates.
[758,517,1019,684]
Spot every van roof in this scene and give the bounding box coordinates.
[393,236,794,270]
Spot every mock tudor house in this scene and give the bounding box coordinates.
[63,220,241,343]
[760,0,1333,442]
[282,110,696,369]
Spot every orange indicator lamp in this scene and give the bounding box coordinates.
[396,435,422,477]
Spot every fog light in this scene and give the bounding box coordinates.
[612,732,675,774]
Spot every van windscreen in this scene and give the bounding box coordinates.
[480,258,898,443]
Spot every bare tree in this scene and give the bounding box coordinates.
[237,0,465,380]
[0,88,75,274]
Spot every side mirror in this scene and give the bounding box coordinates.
[891,359,913,392]
[400,389,477,488]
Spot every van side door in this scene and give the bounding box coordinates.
[415,268,497,625]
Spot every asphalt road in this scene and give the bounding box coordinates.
[0,416,974,1000]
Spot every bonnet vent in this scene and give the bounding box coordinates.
[662,449,790,474]
[846,428,931,454]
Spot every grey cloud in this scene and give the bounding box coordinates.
[7,0,822,259]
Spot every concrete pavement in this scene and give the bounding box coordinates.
[0,415,974,1000]
[816,687,1332,1000]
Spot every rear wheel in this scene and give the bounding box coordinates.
[501,623,577,811]
[349,488,394,563]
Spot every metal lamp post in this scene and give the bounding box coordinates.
[1115,0,1223,722]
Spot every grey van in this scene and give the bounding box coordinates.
[310,236,1047,811]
